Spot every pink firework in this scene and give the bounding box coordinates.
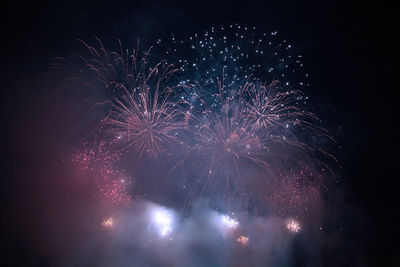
[265,168,324,216]
[73,140,132,207]
[61,35,338,212]
[68,39,188,160]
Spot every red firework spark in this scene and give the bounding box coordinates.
[73,140,132,207]
[265,168,324,216]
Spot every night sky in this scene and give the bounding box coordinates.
[3,0,399,266]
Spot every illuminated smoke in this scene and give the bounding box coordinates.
[151,207,175,237]
[220,214,239,229]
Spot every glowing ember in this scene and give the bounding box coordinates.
[101,217,114,228]
[236,235,249,246]
[286,219,301,233]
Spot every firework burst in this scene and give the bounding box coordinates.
[105,62,187,160]
[60,39,188,160]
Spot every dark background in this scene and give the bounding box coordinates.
[2,0,399,266]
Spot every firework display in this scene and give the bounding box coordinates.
[66,25,337,242]
[7,0,392,263]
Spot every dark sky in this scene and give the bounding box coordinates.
[3,0,399,266]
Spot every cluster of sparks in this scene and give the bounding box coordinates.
[65,24,336,214]
[236,235,250,246]
[152,208,174,237]
[221,215,240,229]
[72,140,132,207]
[286,219,301,233]
[101,217,114,228]
[266,169,324,216]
